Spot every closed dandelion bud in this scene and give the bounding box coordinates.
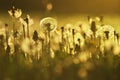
[45,23,51,31]
[61,26,64,32]
[100,16,103,22]
[91,21,96,36]
[33,30,39,42]
[104,31,109,39]
[114,31,116,35]
[24,17,29,24]
[11,6,15,17]
[87,16,90,21]
[91,21,96,32]
[5,23,8,27]
[116,33,119,40]
[72,29,75,35]
[78,38,80,43]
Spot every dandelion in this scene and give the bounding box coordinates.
[8,6,22,47]
[5,45,11,55]
[8,6,22,18]
[87,16,90,22]
[74,32,84,47]
[91,21,97,38]
[61,26,64,43]
[75,21,93,38]
[32,30,39,42]
[72,29,75,47]
[116,33,119,43]
[104,39,115,51]
[104,31,109,39]
[4,24,9,46]
[102,25,115,40]
[40,17,57,53]
[40,17,57,32]
[19,15,34,38]
[25,15,34,38]
[114,31,119,43]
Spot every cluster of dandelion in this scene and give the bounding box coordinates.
[0,7,120,61]
[0,6,120,64]
[1,5,120,80]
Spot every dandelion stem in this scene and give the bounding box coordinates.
[23,25,26,38]
[27,24,30,38]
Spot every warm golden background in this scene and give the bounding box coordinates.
[0,0,120,13]
[0,0,120,33]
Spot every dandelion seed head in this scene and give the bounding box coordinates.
[40,17,57,32]
[102,25,115,39]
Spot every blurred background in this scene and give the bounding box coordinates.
[0,0,120,14]
[0,0,120,33]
